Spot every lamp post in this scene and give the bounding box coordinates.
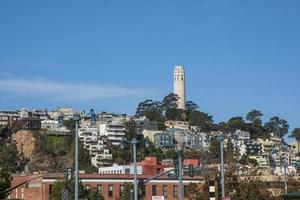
[218,134,225,199]
[121,137,149,200]
[176,143,183,200]
[284,164,288,195]
[59,109,96,200]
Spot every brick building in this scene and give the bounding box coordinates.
[0,110,20,126]
[9,173,216,200]
[8,157,217,200]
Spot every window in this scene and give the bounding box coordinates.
[97,185,102,194]
[108,185,113,197]
[120,185,125,194]
[152,185,157,196]
[184,185,189,197]
[163,185,168,197]
[173,185,178,198]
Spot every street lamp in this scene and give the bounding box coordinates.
[59,109,96,200]
[284,163,288,195]
[176,143,184,200]
[120,137,149,200]
[218,134,225,199]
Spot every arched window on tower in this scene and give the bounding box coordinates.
[181,75,184,81]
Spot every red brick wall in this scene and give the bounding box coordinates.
[11,174,209,200]
[183,159,199,168]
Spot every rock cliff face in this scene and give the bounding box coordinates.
[12,130,36,160]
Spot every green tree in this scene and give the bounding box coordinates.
[225,139,235,164]
[0,130,26,173]
[188,111,214,132]
[162,93,179,110]
[110,144,132,165]
[239,154,249,165]
[290,128,300,154]
[264,116,289,139]
[244,110,268,139]
[238,154,258,167]
[144,141,165,161]
[86,188,105,200]
[209,137,220,159]
[246,110,263,123]
[141,109,165,130]
[185,101,199,111]
[165,108,185,121]
[136,99,162,116]
[227,117,246,131]
[245,121,268,140]
[124,119,137,140]
[118,182,133,200]
[165,149,177,160]
[49,178,104,200]
[0,127,11,141]
[77,143,98,172]
[0,167,11,200]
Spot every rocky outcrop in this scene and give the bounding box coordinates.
[12,130,36,160]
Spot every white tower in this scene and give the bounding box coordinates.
[173,66,186,110]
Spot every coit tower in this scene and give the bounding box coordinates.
[173,66,186,110]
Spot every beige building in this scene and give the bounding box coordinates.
[143,130,163,142]
[165,120,189,130]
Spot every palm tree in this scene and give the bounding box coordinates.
[291,128,300,154]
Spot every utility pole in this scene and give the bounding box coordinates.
[176,143,183,200]
[284,164,288,195]
[132,138,138,200]
[219,134,225,199]
[74,116,80,200]
[58,109,96,200]
[120,138,149,200]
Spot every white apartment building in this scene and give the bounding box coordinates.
[41,120,60,130]
[98,164,142,175]
[78,126,113,167]
[233,129,250,140]
[41,119,70,135]
[78,127,98,141]
[78,127,99,149]
[92,149,113,167]
[99,122,126,146]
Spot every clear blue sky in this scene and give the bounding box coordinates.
[0,0,299,136]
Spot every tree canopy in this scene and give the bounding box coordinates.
[246,110,263,123]
[162,93,179,110]
[264,116,289,138]
[0,167,11,200]
[49,178,104,200]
